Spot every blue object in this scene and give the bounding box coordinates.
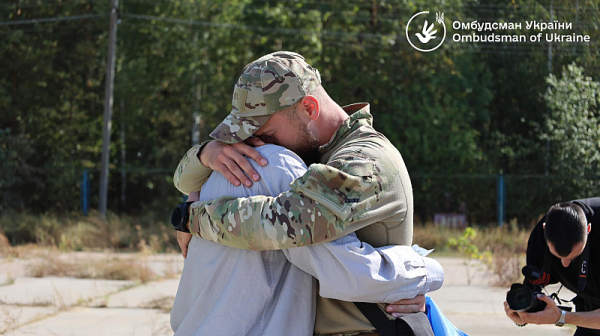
[81,169,90,216]
[496,174,506,227]
[426,296,469,336]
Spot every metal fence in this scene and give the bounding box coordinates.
[79,169,600,227]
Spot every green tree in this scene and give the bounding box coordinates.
[541,63,600,198]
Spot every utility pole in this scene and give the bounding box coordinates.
[192,112,201,146]
[544,0,553,176]
[120,98,126,211]
[191,33,202,146]
[99,0,119,219]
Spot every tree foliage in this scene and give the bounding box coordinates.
[1,0,599,224]
[540,63,600,198]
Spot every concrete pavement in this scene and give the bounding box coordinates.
[0,252,182,335]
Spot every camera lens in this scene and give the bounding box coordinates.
[512,287,531,308]
[507,283,535,312]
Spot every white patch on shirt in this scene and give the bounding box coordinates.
[264,219,280,249]
[243,206,252,219]
[228,212,237,228]
[208,224,220,242]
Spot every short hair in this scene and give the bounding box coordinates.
[275,84,326,122]
[274,101,302,125]
[544,202,588,257]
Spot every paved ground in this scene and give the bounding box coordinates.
[0,252,579,335]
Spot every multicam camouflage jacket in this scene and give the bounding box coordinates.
[173,103,414,250]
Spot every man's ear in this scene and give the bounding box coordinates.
[543,222,546,230]
[588,223,592,234]
[301,95,320,121]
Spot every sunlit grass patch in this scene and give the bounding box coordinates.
[0,211,178,254]
[27,253,155,283]
[413,223,531,286]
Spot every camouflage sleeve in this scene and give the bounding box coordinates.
[173,141,213,196]
[189,156,398,250]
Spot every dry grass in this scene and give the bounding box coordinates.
[474,223,530,255]
[413,223,529,254]
[145,296,175,313]
[412,224,459,252]
[27,253,155,283]
[0,232,15,258]
[413,223,531,287]
[489,251,526,287]
[0,211,178,254]
[2,212,532,287]
[0,213,174,284]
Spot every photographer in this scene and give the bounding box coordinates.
[504,198,600,335]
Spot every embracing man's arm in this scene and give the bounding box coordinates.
[174,140,268,195]
[173,142,213,195]
[188,149,405,250]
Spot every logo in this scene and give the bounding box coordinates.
[406,11,446,52]
[582,260,588,274]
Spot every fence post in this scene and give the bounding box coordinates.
[81,169,90,216]
[497,174,506,227]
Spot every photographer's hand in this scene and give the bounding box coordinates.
[199,139,267,188]
[504,301,527,325]
[517,294,561,325]
[505,294,561,326]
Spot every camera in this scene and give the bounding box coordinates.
[506,283,546,312]
[506,265,549,312]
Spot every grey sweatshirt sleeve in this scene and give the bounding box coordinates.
[282,234,444,303]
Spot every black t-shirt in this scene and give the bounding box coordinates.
[526,198,600,335]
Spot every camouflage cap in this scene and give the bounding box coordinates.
[210,51,321,144]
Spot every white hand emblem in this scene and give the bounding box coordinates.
[415,20,437,44]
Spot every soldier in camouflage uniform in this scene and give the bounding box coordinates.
[174,51,434,335]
